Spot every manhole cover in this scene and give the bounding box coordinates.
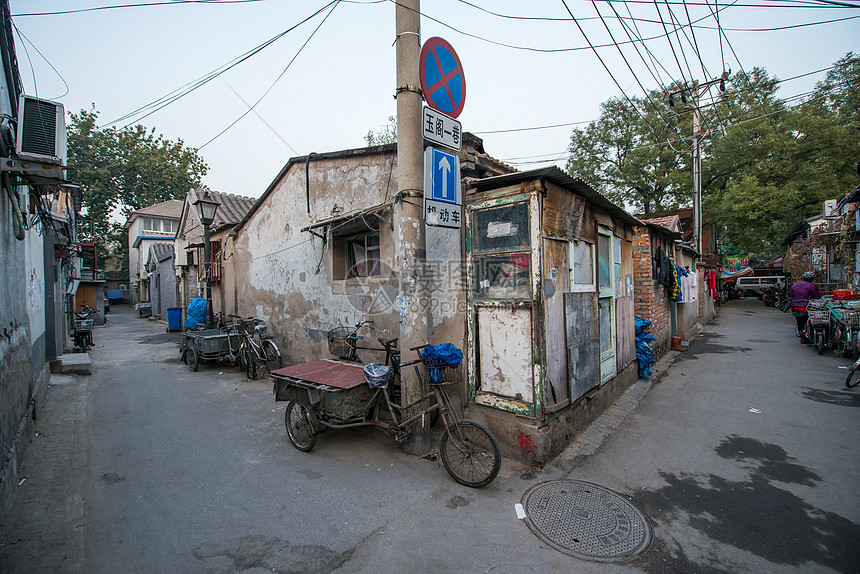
[521,479,652,563]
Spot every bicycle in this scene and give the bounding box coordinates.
[274,343,502,488]
[234,316,283,380]
[847,351,860,388]
[805,300,832,355]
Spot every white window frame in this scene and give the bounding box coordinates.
[568,239,596,293]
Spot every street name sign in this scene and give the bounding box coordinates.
[424,146,461,229]
[423,106,462,151]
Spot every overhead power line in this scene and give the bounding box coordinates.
[197,0,339,149]
[473,64,838,137]
[13,0,268,17]
[102,1,338,128]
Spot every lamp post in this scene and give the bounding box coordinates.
[193,191,221,328]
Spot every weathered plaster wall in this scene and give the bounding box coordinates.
[155,256,177,315]
[233,152,403,365]
[209,228,236,319]
[697,268,716,325]
[0,193,48,524]
[676,248,699,341]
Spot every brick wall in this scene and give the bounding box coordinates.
[633,227,672,360]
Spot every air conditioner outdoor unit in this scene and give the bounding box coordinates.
[15,94,66,165]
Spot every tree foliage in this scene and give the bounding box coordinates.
[566,52,860,258]
[364,115,397,146]
[66,107,208,268]
[566,92,690,215]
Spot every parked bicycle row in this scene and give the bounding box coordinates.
[178,312,282,380]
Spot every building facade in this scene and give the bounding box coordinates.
[124,199,183,305]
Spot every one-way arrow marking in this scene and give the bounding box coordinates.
[438,155,451,201]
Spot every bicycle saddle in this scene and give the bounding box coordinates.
[378,337,398,347]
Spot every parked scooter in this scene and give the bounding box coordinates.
[721,282,743,302]
[761,286,777,306]
[776,286,792,312]
[68,304,95,351]
[845,335,860,388]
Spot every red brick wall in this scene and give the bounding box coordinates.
[633,227,672,360]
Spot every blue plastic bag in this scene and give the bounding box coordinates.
[184,297,208,330]
[634,316,655,377]
[635,316,652,336]
[421,344,463,384]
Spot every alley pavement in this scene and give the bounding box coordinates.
[0,299,858,573]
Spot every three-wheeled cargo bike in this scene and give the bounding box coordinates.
[271,344,501,488]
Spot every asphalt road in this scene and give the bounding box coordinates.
[1,299,858,573]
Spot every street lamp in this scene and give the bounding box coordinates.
[193,190,221,328]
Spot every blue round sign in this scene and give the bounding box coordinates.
[419,37,466,119]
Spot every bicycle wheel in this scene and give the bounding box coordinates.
[245,348,257,380]
[285,401,318,452]
[817,332,825,355]
[186,347,200,371]
[262,340,283,373]
[439,419,501,488]
[847,366,860,388]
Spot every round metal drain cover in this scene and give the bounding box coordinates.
[521,479,652,563]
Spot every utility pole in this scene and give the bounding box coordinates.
[395,0,430,453]
[691,80,703,256]
[668,72,728,255]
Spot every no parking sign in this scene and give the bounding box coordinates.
[419,37,466,119]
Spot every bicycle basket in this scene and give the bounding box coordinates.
[363,363,391,389]
[421,344,463,385]
[840,310,860,328]
[807,307,831,326]
[327,326,354,358]
[75,319,94,330]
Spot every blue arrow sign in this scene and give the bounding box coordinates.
[424,147,460,205]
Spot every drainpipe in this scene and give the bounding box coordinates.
[305,152,317,216]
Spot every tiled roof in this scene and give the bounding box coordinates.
[188,188,256,230]
[153,242,174,261]
[641,215,678,229]
[135,199,184,218]
[124,199,184,228]
[148,242,174,263]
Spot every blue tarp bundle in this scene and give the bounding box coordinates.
[184,297,208,330]
[635,317,656,378]
[421,344,463,384]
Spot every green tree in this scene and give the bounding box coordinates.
[364,115,397,146]
[566,53,859,257]
[706,55,859,256]
[566,92,689,215]
[66,107,208,269]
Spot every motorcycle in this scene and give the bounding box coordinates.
[69,304,95,352]
[761,286,777,306]
[721,282,743,302]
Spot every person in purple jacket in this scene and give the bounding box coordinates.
[790,271,821,343]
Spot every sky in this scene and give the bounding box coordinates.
[9,0,860,200]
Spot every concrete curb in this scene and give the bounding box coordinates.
[550,341,687,473]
